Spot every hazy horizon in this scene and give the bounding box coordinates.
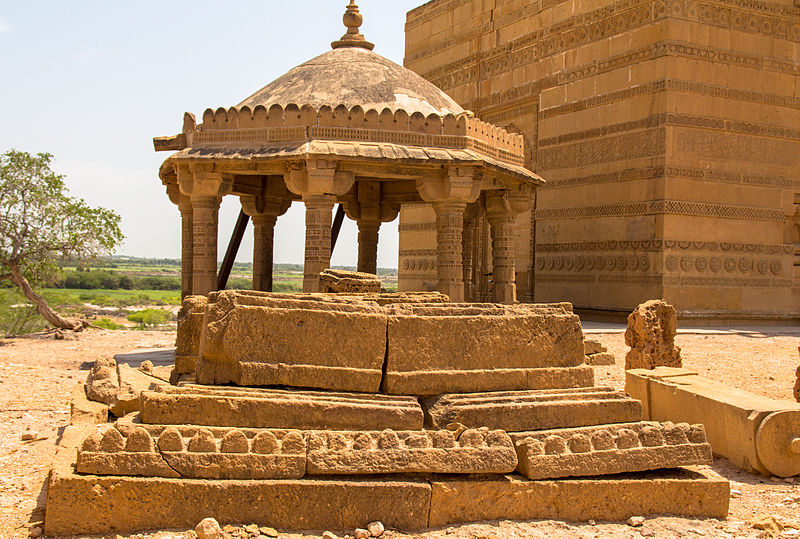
[0,1,426,270]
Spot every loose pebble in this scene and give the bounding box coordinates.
[367,521,385,537]
[354,528,371,539]
[628,516,646,527]
[195,517,222,539]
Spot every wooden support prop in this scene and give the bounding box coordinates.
[217,209,250,291]
[330,204,345,253]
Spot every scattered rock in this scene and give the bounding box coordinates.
[748,514,783,533]
[28,526,42,538]
[244,524,260,535]
[21,432,36,441]
[354,528,371,539]
[627,516,646,527]
[625,300,681,370]
[195,517,222,539]
[588,520,596,526]
[322,532,339,539]
[260,526,278,537]
[367,521,385,537]
[639,530,655,537]
[730,489,742,498]
[138,359,154,373]
[586,351,616,365]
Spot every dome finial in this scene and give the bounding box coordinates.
[331,0,375,51]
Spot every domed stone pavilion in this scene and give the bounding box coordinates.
[155,0,542,302]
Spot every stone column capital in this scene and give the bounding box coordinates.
[240,194,291,218]
[416,166,481,204]
[485,185,534,222]
[177,167,233,198]
[284,159,355,198]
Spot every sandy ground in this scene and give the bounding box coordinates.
[0,327,798,539]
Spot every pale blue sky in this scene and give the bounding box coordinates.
[0,1,427,267]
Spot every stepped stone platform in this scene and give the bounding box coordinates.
[47,291,730,535]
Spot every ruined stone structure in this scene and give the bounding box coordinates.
[403,0,800,321]
[625,299,682,370]
[47,290,729,535]
[154,1,539,305]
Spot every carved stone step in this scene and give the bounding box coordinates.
[305,428,517,475]
[423,387,643,431]
[140,385,424,430]
[509,421,713,479]
[76,423,517,478]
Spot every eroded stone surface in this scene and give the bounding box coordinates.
[427,468,730,527]
[70,382,108,425]
[318,269,381,293]
[510,421,712,479]
[110,364,164,418]
[306,428,517,475]
[196,290,387,392]
[794,347,799,403]
[85,358,119,405]
[625,300,682,370]
[175,295,207,375]
[140,386,424,431]
[383,302,588,395]
[424,387,642,431]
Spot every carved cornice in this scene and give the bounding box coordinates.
[535,200,786,221]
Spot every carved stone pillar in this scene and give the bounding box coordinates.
[416,167,481,302]
[485,187,535,304]
[433,201,467,302]
[190,195,222,296]
[357,220,380,275]
[252,214,277,291]
[302,194,336,292]
[462,203,481,302]
[166,182,194,299]
[241,179,292,292]
[178,196,193,299]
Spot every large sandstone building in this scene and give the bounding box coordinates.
[401,0,800,321]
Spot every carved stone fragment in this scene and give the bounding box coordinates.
[510,422,712,479]
[318,268,381,293]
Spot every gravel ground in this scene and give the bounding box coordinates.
[0,327,798,539]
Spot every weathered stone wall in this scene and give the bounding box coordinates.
[404,0,800,319]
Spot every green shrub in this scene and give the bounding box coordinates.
[127,308,172,327]
[94,317,124,330]
[0,289,46,336]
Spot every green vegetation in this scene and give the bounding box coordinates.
[94,317,124,330]
[0,288,47,336]
[127,308,173,328]
[0,150,124,330]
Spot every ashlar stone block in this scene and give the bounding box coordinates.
[196,290,387,392]
[383,302,590,395]
[423,387,643,431]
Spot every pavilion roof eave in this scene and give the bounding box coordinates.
[161,141,544,186]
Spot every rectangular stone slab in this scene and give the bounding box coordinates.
[139,386,424,431]
[423,387,643,431]
[626,367,800,477]
[428,468,729,527]
[305,428,517,475]
[195,290,387,392]
[175,295,207,375]
[383,302,589,395]
[48,428,431,536]
[509,421,713,479]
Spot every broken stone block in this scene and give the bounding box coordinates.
[586,352,616,366]
[175,295,207,375]
[109,364,165,418]
[139,386,424,431]
[423,387,643,431]
[627,367,800,477]
[196,290,387,392]
[70,382,108,425]
[383,302,589,395]
[77,425,306,479]
[509,421,712,479]
[305,428,517,475]
[85,358,119,405]
[625,300,681,370]
[584,339,606,355]
[318,268,381,293]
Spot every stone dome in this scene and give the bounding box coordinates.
[236,46,465,117]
